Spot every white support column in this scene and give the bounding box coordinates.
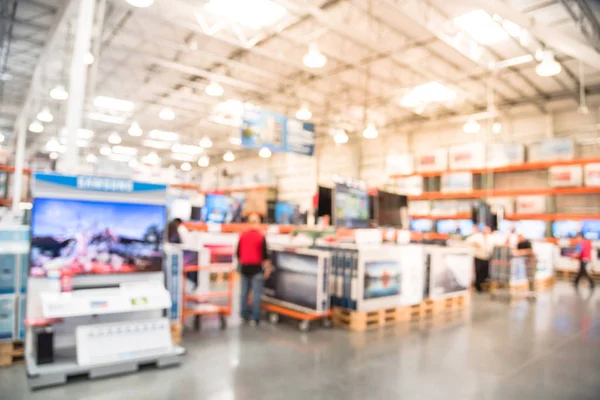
[11,117,27,211]
[62,0,95,172]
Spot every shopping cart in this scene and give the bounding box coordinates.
[489,246,536,301]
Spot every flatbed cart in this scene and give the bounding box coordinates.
[181,263,234,330]
[262,302,332,332]
[489,248,536,302]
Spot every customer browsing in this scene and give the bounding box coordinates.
[237,213,271,326]
[572,232,595,289]
[466,225,493,292]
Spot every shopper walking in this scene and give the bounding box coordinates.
[573,232,595,289]
[467,225,492,292]
[237,213,271,326]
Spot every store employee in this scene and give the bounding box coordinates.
[237,213,272,326]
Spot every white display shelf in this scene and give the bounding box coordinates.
[26,345,185,389]
[40,282,171,319]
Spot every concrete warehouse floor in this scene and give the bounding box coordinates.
[2,282,599,400]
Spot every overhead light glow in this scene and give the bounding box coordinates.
[100,145,112,156]
[362,123,378,139]
[501,19,522,38]
[295,104,312,121]
[198,155,210,167]
[94,96,135,112]
[143,139,172,149]
[188,37,199,51]
[204,0,286,30]
[49,84,69,100]
[159,107,175,121]
[172,153,195,162]
[332,128,348,144]
[29,121,43,133]
[229,137,241,145]
[149,129,179,141]
[259,147,272,158]
[45,138,62,152]
[84,52,94,65]
[180,162,192,172]
[60,128,94,140]
[112,145,138,155]
[199,136,213,148]
[536,51,561,77]
[86,153,98,163]
[128,121,143,137]
[463,118,481,134]
[128,159,139,168]
[126,0,154,8]
[108,132,122,144]
[76,139,89,147]
[223,151,235,162]
[205,81,224,97]
[87,112,127,124]
[49,152,59,160]
[172,143,204,154]
[37,107,54,123]
[0,133,4,143]
[492,122,502,134]
[109,154,132,162]
[303,43,327,69]
[400,81,456,109]
[142,152,161,165]
[453,9,509,45]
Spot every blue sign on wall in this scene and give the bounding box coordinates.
[241,110,315,156]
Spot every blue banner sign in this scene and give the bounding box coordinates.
[241,110,315,156]
[34,173,167,193]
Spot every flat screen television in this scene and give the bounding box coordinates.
[202,194,244,223]
[436,220,459,235]
[458,220,475,236]
[275,202,294,224]
[334,183,369,228]
[516,220,546,240]
[30,198,166,277]
[410,219,433,233]
[582,220,600,240]
[190,206,202,221]
[377,191,407,227]
[317,186,332,220]
[552,220,581,239]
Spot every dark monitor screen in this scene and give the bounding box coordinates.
[377,191,407,227]
[317,186,332,219]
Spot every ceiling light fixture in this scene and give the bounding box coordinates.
[204,0,286,30]
[128,121,143,137]
[60,127,94,140]
[492,122,502,134]
[453,9,509,45]
[223,151,235,162]
[45,138,62,152]
[198,155,210,167]
[87,113,127,124]
[143,139,172,149]
[84,52,95,65]
[112,145,137,155]
[108,132,122,144]
[36,107,54,123]
[399,81,456,109]
[108,154,132,162]
[49,152,59,160]
[142,152,161,165]
[205,81,224,97]
[76,139,89,148]
[295,104,312,121]
[303,43,327,69]
[362,123,378,139]
[463,118,481,134]
[148,129,179,142]
[0,133,4,143]
[172,153,195,162]
[49,84,69,100]
[86,153,98,163]
[181,162,192,172]
[172,143,204,154]
[29,121,44,133]
[159,107,175,120]
[259,147,272,158]
[332,128,348,144]
[125,0,154,8]
[100,145,112,156]
[199,136,213,148]
[94,96,135,112]
[536,51,561,77]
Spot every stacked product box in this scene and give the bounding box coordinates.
[312,245,359,310]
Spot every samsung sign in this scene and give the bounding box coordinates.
[76,176,134,192]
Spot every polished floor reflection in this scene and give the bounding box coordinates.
[3,282,599,400]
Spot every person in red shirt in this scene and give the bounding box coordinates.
[573,232,594,289]
[237,213,271,325]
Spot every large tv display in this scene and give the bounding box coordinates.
[552,220,581,239]
[30,198,165,277]
[363,260,402,299]
[274,202,304,225]
[410,219,433,233]
[437,220,459,235]
[317,186,332,221]
[377,191,407,227]
[202,194,244,223]
[517,220,546,240]
[582,220,600,240]
[334,183,369,228]
[429,251,472,299]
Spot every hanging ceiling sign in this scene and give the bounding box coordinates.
[240,110,315,156]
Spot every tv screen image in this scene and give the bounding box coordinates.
[363,260,402,299]
[202,194,244,223]
[430,253,471,298]
[334,184,369,228]
[30,198,166,277]
[436,220,459,235]
[410,219,433,233]
[582,220,600,240]
[458,220,474,236]
[516,220,546,240]
[552,220,581,239]
[274,202,304,225]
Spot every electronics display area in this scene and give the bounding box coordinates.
[334,183,369,228]
[30,198,166,277]
[428,247,473,299]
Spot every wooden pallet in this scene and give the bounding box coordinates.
[555,269,600,282]
[534,276,555,290]
[0,341,24,367]
[488,281,530,292]
[333,293,470,331]
[170,322,182,345]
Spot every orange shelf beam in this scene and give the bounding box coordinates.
[408,186,600,200]
[183,222,295,234]
[183,265,234,273]
[184,292,230,300]
[409,213,471,220]
[390,157,600,179]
